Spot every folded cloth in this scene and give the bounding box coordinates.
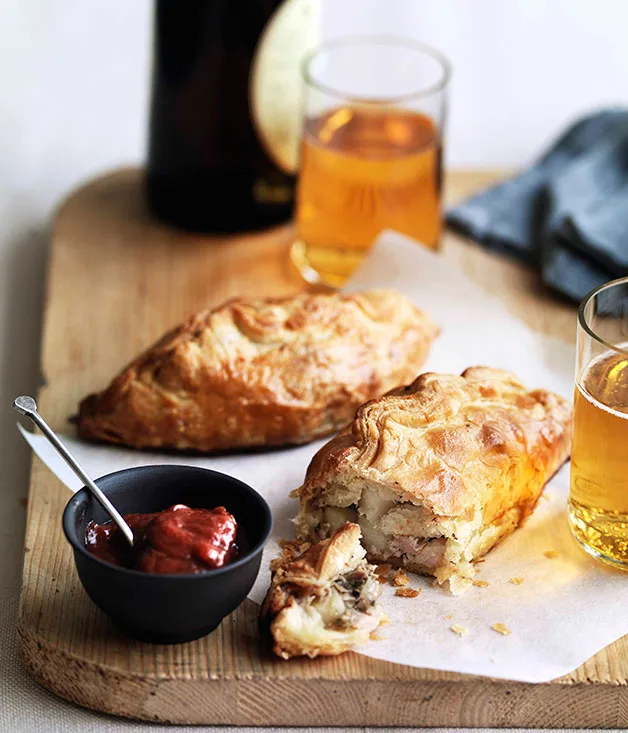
[447,109,628,302]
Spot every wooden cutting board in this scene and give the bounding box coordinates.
[18,169,628,727]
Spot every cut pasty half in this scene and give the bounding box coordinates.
[293,367,573,594]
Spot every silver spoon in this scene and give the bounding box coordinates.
[13,395,134,547]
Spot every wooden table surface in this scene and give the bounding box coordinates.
[18,168,628,727]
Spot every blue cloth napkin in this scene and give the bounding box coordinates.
[447,109,628,302]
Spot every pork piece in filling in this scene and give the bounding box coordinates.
[260,523,384,659]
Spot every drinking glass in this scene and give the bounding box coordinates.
[569,276,628,568]
[290,36,451,287]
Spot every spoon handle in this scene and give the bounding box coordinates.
[14,396,134,546]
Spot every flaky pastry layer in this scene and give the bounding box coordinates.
[77,289,438,452]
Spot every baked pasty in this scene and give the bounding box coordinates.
[77,290,438,452]
[260,523,384,659]
[293,367,573,594]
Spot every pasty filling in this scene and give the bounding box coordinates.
[311,560,382,632]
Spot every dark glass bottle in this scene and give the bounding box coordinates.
[146,0,296,233]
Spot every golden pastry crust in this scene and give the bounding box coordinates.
[77,290,438,452]
[260,523,384,659]
[293,367,573,594]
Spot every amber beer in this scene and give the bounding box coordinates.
[290,37,450,286]
[569,350,628,563]
[294,106,442,285]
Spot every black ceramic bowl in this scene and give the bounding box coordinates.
[62,465,272,644]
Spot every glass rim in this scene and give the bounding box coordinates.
[578,275,628,356]
[302,34,452,105]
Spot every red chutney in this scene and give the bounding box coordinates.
[85,504,239,574]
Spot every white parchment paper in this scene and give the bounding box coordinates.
[20,231,628,683]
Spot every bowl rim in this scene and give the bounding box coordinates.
[62,464,273,580]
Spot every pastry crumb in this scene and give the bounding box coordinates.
[450,624,468,636]
[395,587,421,598]
[543,550,559,559]
[376,575,388,584]
[370,631,385,641]
[509,577,524,585]
[445,613,453,620]
[491,623,511,636]
[379,618,390,626]
[375,563,392,576]
[472,579,489,587]
[390,569,410,587]
[541,492,552,501]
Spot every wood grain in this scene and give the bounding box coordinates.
[18,168,628,726]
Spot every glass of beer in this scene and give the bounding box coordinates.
[570,276,628,568]
[291,36,450,287]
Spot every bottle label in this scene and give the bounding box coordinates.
[250,0,320,175]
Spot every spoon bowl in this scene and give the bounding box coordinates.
[63,465,272,644]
